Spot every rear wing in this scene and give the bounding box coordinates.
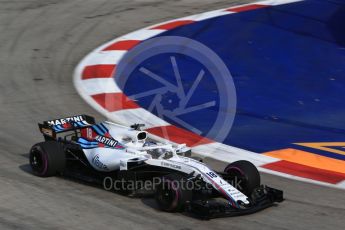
[38,114,95,139]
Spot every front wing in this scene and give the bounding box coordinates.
[187,185,284,219]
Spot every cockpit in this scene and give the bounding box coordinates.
[144,141,174,159]
[146,148,174,159]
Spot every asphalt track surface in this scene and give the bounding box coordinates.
[0,0,344,229]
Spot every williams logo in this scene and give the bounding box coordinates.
[161,162,181,170]
[92,154,108,170]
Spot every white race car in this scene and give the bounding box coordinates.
[30,115,283,219]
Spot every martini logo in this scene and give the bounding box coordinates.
[47,115,84,126]
[95,135,122,148]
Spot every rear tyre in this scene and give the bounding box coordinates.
[224,160,260,196]
[29,141,66,177]
[155,174,192,212]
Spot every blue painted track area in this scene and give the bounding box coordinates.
[118,0,345,156]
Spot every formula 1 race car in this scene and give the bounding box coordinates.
[29,114,283,219]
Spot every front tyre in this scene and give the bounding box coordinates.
[29,141,66,177]
[224,160,260,196]
[155,174,192,212]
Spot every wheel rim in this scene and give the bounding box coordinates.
[225,166,248,193]
[157,180,179,211]
[30,147,47,175]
